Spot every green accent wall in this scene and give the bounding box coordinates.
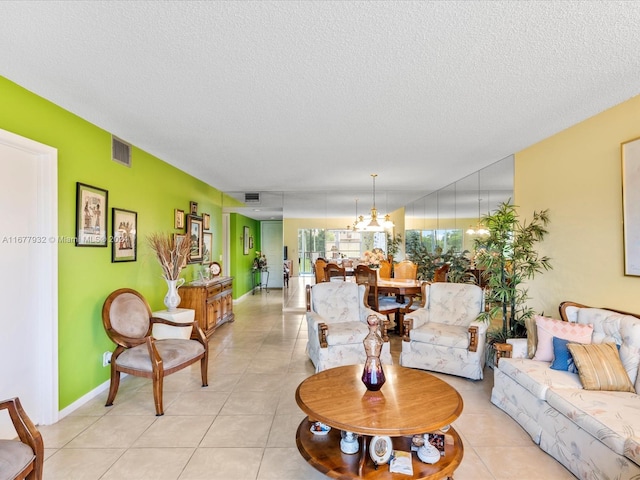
[230,213,262,293]
[0,76,250,410]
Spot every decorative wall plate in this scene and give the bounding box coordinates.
[369,435,392,465]
[209,261,221,277]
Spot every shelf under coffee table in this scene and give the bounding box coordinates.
[295,365,464,479]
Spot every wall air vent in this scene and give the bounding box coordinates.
[244,192,260,203]
[112,136,131,167]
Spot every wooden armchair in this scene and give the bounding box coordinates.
[0,397,43,480]
[102,288,208,415]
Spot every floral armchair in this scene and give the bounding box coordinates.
[400,282,486,380]
[305,282,392,372]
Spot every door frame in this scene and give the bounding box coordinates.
[0,128,58,425]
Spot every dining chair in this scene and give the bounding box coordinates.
[0,397,43,480]
[433,263,450,282]
[354,264,404,325]
[314,258,328,284]
[102,288,209,415]
[394,260,418,280]
[378,260,392,279]
[324,263,347,282]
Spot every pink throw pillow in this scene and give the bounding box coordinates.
[531,315,593,362]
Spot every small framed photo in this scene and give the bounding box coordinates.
[76,182,108,247]
[189,201,198,215]
[202,232,212,263]
[112,208,137,262]
[186,215,203,263]
[174,234,188,268]
[202,213,210,230]
[174,209,184,229]
[249,236,254,249]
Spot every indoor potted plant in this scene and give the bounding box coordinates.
[473,201,552,350]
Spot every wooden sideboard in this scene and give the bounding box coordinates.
[178,277,234,338]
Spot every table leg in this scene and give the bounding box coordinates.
[358,434,368,477]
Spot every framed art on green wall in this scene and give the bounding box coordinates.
[187,214,203,263]
[243,226,250,255]
[76,182,108,246]
[112,208,137,262]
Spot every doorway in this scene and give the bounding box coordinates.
[0,128,58,435]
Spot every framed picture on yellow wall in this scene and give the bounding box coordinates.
[622,136,640,276]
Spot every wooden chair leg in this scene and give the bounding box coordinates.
[105,369,120,407]
[152,373,164,416]
[200,355,208,387]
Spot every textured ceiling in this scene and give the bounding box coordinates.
[2,1,640,220]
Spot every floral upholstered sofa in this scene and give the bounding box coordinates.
[492,301,640,480]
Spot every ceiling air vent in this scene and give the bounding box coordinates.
[244,192,260,203]
[112,136,131,167]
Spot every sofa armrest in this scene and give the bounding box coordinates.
[494,342,513,366]
[468,320,488,352]
[507,337,529,359]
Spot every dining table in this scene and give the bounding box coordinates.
[376,278,423,335]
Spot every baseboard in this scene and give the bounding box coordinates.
[57,376,124,420]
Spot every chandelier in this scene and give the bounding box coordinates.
[466,196,489,236]
[356,174,394,232]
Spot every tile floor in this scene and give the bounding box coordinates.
[40,276,576,479]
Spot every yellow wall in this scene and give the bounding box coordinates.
[516,94,640,316]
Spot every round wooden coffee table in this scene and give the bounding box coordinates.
[295,365,464,479]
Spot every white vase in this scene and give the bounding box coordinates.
[164,278,185,311]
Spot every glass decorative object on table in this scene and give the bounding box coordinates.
[361,314,386,391]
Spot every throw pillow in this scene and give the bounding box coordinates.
[532,315,593,362]
[550,336,579,373]
[525,316,538,359]
[567,342,635,393]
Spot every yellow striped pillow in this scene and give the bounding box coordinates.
[567,342,635,393]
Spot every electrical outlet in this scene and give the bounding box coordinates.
[102,351,112,367]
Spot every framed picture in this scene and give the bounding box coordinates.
[249,236,254,249]
[202,213,210,230]
[622,136,640,276]
[174,209,184,229]
[111,208,137,262]
[243,226,250,255]
[190,201,198,215]
[186,214,203,263]
[76,182,108,246]
[173,234,188,268]
[202,232,212,263]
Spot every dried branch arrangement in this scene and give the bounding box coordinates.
[147,232,191,280]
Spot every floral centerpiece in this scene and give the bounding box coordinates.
[147,233,191,310]
[253,251,267,270]
[363,248,386,268]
